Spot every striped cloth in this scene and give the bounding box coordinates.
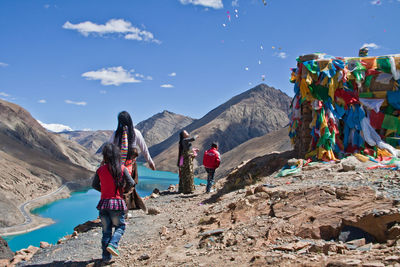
[120,126,129,163]
[96,198,127,211]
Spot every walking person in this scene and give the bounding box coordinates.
[202,143,221,193]
[92,143,135,263]
[177,130,198,194]
[110,111,156,170]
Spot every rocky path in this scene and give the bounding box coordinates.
[12,156,400,266]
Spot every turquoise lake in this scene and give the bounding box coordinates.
[3,165,203,252]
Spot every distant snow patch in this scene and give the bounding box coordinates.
[37,120,73,133]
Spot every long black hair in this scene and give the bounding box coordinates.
[102,143,124,189]
[114,111,136,156]
[177,130,185,167]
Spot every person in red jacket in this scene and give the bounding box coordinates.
[92,143,135,263]
[202,143,221,193]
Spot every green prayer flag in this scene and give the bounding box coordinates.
[377,57,392,74]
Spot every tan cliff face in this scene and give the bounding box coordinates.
[136,110,195,148]
[150,84,292,173]
[58,130,113,156]
[0,99,96,227]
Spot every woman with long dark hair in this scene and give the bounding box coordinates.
[110,111,155,170]
[92,143,135,263]
[177,130,198,194]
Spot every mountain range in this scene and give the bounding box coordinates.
[150,84,292,173]
[135,110,195,148]
[59,110,195,157]
[0,99,96,227]
[0,83,292,228]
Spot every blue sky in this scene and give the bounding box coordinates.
[0,0,398,131]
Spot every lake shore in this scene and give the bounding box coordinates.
[0,184,72,237]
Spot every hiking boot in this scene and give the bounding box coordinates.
[106,245,120,257]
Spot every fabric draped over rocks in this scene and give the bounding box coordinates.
[289,53,400,160]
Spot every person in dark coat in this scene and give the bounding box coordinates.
[177,130,198,194]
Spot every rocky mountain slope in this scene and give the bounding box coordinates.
[136,110,195,148]
[150,84,292,172]
[58,130,113,155]
[195,126,291,179]
[0,99,96,227]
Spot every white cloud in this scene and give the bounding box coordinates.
[232,0,239,6]
[161,84,174,88]
[38,99,46,104]
[100,90,107,94]
[361,43,380,49]
[65,100,87,106]
[63,19,160,43]
[275,52,288,59]
[168,72,177,77]
[37,120,73,133]
[134,73,153,80]
[0,92,9,97]
[44,4,50,8]
[179,0,223,9]
[371,0,382,5]
[0,62,8,67]
[82,66,142,86]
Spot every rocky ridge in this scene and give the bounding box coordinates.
[58,130,113,156]
[150,84,292,173]
[0,99,95,228]
[136,110,195,148]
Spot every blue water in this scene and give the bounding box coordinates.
[3,165,203,252]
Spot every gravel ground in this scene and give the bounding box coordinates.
[15,156,400,267]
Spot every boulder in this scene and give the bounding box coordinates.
[39,241,50,249]
[150,193,159,199]
[160,226,168,236]
[341,156,360,172]
[345,238,366,248]
[271,186,400,242]
[152,188,160,194]
[168,184,176,191]
[147,207,161,215]
[362,262,385,267]
[73,219,101,233]
[327,259,362,267]
[198,216,219,225]
[138,254,150,261]
[0,236,13,260]
[11,245,39,265]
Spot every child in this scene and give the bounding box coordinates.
[123,148,146,212]
[203,143,221,193]
[92,143,135,263]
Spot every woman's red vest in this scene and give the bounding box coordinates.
[97,165,126,200]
